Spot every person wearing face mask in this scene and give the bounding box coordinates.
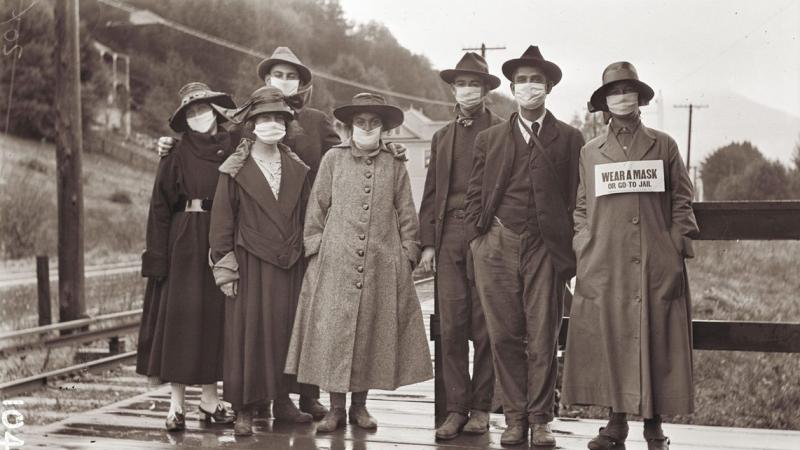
[137,82,238,432]
[285,93,433,434]
[209,86,316,436]
[417,52,503,441]
[464,46,585,447]
[562,62,697,450]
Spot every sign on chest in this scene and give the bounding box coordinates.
[594,160,665,197]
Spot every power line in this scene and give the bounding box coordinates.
[95,0,455,107]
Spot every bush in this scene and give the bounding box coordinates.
[19,158,48,174]
[0,173,53,259]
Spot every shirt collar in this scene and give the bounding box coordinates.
[517,109,546,143]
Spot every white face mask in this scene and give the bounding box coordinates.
[454,86,483,109]
[253,121,286,144]
[269,77,300,96]
[514,82,547,110]
[186,110,216,133]
[352,126,382,150]
[606,92,640,116]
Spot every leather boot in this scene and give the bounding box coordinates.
[273,398,313,423]
[500,421,528,446]
[588,422,629,449]
[463,410,490,435]
[316,407,347,434]
[644,418,669,450]
[348,404,378,429]
[233,408,253,436]
[435,412,468,440]
[299,396,328,421]
[530,422,556,446]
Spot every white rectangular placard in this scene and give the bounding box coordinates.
[594,160,665,197]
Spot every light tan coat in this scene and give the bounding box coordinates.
[562,123,699,418]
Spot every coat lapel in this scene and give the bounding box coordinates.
[627,125,657,161]
[598,126,628,162]
[532,110,561,166]
[438,122,457,209]
[235,157,290,237]
[277,148,309,218]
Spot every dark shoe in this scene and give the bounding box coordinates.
[644,419,669,450]
[254,401,272,419]
[500,422,528,446]
[165,410,186,432]
[348,404,378,429]
[273,398,313,423]
[463,410,490,435]
[299,396,328,421]
[588,424,629,450]
[234,408,253,436]
[199,403,236,424]
[316,407,347,433]
[435,412,468,440]
[530,423,556,446]
[647,437,670,450]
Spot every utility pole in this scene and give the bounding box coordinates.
[673,103,708,173]
[462,43,506,58]
[54,0,86,323]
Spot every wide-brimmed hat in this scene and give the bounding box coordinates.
[589,61,655,113]
[234,86,294,124]
[501,45,563,86]
[168,82,236,132]
[333,93,404,130]
[439,52,501,90]
[256,46,312,86]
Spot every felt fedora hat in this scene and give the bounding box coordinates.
[589,61,655,113]
[439,52,501,90]
[256,46,312,85]
[234,86,295,124]
[333,93,404,130]
[168,82,236,132]
[501,45,563,86]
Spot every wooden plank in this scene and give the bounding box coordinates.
[694,201,800,240]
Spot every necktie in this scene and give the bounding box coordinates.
[528,122,540,147]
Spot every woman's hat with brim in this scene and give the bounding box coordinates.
[256,46,312,86]
[589,61,655,113]
[501,45,563,86]
[333,93,404,130]
[440,52,501,91]
[234,86,295,124]
[168,82,236,132]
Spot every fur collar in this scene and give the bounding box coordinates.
[219,139,309,176]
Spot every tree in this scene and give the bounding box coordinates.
[713,159,793,200]
[700,141,765,200]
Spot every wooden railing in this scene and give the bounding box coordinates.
[429,200,800,422]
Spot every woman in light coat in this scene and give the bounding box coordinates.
[285,93,433,434]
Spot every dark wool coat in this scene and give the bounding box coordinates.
[562,124,699,418]
[209,139,311,410]
[285,142,433,393]
[284,107,341,183]
[136,130,237,385]
[419,109,504,252]
[464,111,585,279]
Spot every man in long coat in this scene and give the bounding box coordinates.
[562,62,698,450]
[418,52,503,440]
[465,45,584,447]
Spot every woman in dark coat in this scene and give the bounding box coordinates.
[137,82,238,431]
[209,86,313,436]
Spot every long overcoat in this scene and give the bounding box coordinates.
[285,142,433,393]
[209,139,311,410]
[136,131,236,385]
[562,124,699,418]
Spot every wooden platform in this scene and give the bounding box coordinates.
[18,283,800,449]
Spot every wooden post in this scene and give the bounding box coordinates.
[36,256,52,326]
[54,0,86,323]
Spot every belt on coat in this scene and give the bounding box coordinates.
[175,198,212,213]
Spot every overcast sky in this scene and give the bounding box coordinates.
[337,0,800,121]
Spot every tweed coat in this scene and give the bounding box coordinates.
[419,108,504,252]
[209,139,311,409]
[285,141,433,393]
[562,123,699,418]
[465,111,584,279]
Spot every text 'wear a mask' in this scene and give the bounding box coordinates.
[254,121,286,144]
[187,110,216,133]
[606,92,639,116]
[352,126,381,150]
[514,82,547,110]
[454,86,483,109]
[269,78,300,96]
